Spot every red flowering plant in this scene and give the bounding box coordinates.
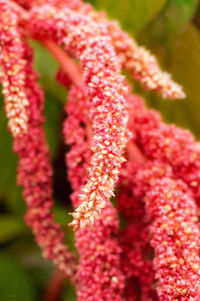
[0,0,200,300]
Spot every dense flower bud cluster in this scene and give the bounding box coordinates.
[0,1,29,136]
[127,95,200,202]
[1,0,200,300]
[118,159,200,300]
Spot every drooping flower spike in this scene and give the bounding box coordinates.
[63,85,125,300]
[118,158,200,301]
[13,42,76,279]
[106,21,185,99]
[0,1,29,136]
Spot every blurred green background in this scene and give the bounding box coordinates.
[0,0,200,300]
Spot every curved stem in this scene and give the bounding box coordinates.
[42,39,83,86]
[127,140,145,164]
[43,269,65,301]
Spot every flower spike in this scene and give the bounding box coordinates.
[120,159,200,301]
[63,84,125,300]
[107,21,185,99]
[13,42,76,279]
[0,1,29,136]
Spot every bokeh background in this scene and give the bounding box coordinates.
[0,0,200,300]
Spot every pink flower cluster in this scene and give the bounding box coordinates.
[0,1,29,136]
[62,85,125,300]
[1,0,200,300]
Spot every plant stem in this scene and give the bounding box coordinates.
[43,269,65,301]
[127,140,145,163]
[42,39,83,86]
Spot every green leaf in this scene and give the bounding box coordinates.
[139,0,198,54]
[54,206,76,252]
[44,93,64,158]
[170,24,200,138]
[0,253,36,301]
[164,0,198,52]
[164,0,198,31]
[0,215,26,243]
[61,280,76,301]
[30,41,67,158]
[93,0,167,33]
